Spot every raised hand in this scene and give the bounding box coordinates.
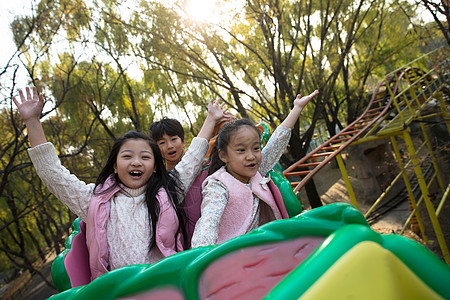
[12,87,45,122]
[280,89,319,129]
[197,98,230,141]
[293,89,319,110]
[12,86,47,147]
[207,98,230,123]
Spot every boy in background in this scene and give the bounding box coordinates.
[150,115,232,247]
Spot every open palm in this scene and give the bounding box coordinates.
[207,98,229,122]
[12,87,44,122]
[294,89,319,109]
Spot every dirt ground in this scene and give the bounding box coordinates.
[299,160,412,232]
[3,157,448,299]
[1,251,58,300]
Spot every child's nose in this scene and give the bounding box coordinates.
[131,159,142,166]
[246,152,255,160]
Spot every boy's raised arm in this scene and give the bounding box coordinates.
[196,98,230,141]
[12,86,47,148]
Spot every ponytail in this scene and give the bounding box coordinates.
[208,142,225,175]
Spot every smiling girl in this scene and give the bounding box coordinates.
[191,90,319,248]
[12,86,227,284]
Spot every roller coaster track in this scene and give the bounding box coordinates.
[283,49,450,200]
[283,74,398,194]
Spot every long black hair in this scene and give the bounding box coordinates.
[95,131,187,250]
[208,119,261,175]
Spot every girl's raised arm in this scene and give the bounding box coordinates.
[258,90,319,176]
[12,87,47,147]
[279,90,319,129]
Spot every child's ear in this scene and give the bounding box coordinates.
[218,149,228,163]
[113,163,117,174]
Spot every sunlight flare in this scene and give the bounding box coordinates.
[185,0,218,23]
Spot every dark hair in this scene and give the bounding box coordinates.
[95,131,187,250]
[208,119,261,175]
[149,117,185,141]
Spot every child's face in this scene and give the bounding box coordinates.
[156,133,185,167]
[219,126,261,183]
[114,139,155,189]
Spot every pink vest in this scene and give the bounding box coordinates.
[183,169,209,248]
[203,167,288,244]
[66,175,183,286]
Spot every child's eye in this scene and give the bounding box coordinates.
[237,149,245,153]
[254,146,261,151]
[158,141,165,146]
[142,156,151,159]
[171,137,178,141]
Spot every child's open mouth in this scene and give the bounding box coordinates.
[168,151,177,157]
[130,171,143,177]
[246,163,257,168]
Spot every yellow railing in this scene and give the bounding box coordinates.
[340,46,450,264]
[284,46,450,263]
